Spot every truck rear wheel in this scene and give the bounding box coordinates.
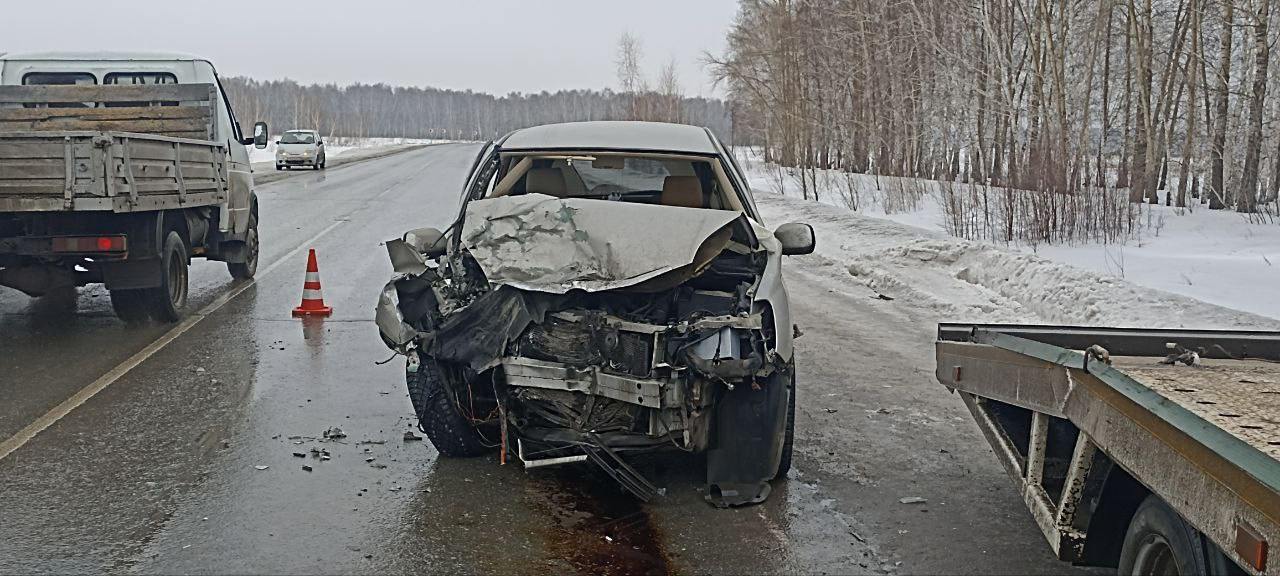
[407,359,493,457]
[109,231,188,324]
[1118,495,1210,576]
[227,213,259,280]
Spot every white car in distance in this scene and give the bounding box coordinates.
[275,130,326,170]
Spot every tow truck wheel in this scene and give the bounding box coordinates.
[1118,495,1210,576]
[774,368,796,479]
[227,213,259,280]
[406,359,493,457]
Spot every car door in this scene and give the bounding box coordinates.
[210,66,252,236]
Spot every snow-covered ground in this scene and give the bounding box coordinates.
[248,137,453,165]
[737,149,1280,323]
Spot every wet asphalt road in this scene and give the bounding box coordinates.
[0,144,1097,575]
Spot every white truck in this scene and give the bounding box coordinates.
[937,324,1278,575]
[0,52,268,322]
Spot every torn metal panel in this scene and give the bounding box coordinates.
[706,367,791,507]
[461,193,746,293]
[385,238,429,276]
[375,280,418,350]
[429,285,562,371]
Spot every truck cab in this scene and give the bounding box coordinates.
[0,52,267,322]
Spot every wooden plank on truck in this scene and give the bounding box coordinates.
[0,84,218,141]
[0,84,216,104]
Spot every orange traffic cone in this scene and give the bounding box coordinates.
[292,248,333,317]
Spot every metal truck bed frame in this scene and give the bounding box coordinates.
[936,324,1279,574]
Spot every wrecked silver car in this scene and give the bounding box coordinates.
[376,121,815,506]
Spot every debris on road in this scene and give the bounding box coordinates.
[898,496,927,505]
[292,452,306,458]
[254,465,269,471]
[302,465,313,472]
[323,426,347,440]
[403,430,422,441]
[874,293,894,301]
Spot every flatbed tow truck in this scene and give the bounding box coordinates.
[936,324,1279,575]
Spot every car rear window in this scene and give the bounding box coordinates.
[22,72,96,108]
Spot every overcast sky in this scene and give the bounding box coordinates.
[2,0,738,97]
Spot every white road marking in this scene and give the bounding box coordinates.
[0,220,347,462]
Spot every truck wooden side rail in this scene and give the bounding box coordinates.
[0,84,227,212]
[936,324,1279,575]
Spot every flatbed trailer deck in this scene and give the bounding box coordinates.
[936,324,1279,575]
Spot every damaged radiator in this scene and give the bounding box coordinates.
[515,314,655,378]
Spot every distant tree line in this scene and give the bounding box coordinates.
[221,77,731,142]
[711,0,1280,216]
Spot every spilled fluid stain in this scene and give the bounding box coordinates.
[535,466,670,576]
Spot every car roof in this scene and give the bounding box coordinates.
[500,121,718,155]
[0,51,208,63]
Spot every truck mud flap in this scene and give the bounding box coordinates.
[705,374,788,507]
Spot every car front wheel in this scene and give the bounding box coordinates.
[407,359,495,457]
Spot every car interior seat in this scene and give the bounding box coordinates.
[524,167,568,196]
[660,175,705,208]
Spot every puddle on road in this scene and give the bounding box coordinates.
[533,466,671,576]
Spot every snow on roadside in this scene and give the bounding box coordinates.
[737,148,1280,322]
[755,190,1280,330]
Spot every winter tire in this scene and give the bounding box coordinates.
[407,359,493,457]
[1118,495,1211,575]
[227,212,259,280]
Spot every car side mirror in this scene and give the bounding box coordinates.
[405,227,447,257]
[775,222,815,255]
[252,122,269,149]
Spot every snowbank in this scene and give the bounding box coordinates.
[738,148,1280,322]
[755,191,1280,330]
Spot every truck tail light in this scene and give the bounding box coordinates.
[1236,522,1268,572]
[52,235,127,254]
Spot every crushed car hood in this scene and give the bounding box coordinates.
[461,193,749,293]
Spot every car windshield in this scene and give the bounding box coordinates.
[494,153,736,211]
[281,132,316,144]
[571,157,670,195]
